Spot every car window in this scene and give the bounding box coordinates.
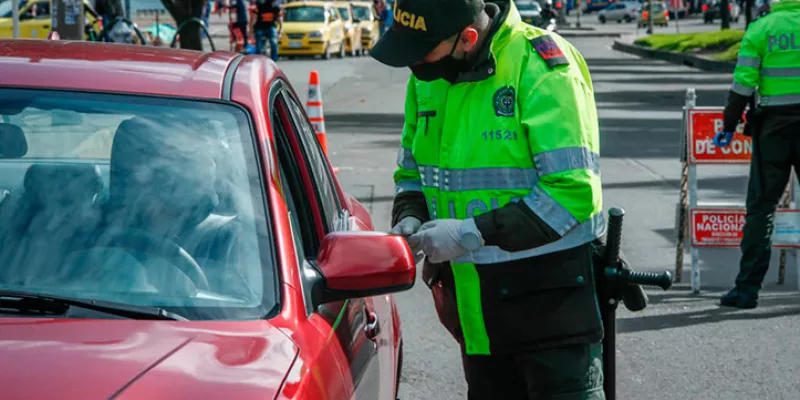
[0,88,276,321]
[337,7,351,20]
[281,91,344,232]
[284,6,325,22]
[352,5,371,20]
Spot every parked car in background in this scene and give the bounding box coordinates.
[702,0,740,23]
[0,0,100,39]
[351,1,379,53]
[0,38,415,400]
[279,1,346,59]
[518,0,558,31]
[333,1,363,56]
[584,0,616,13]
[638,1,670,27]
[597,1,640,23]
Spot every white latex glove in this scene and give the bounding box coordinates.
[390,216,422,236]
[408,218,484,264]
[391,216,424,263]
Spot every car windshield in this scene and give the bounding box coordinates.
[352,5,371,20]
[337,7,351,20]
[284,6,325,22]
[517,2,541,11]
[0,0,16,18]
[0,88,276,320]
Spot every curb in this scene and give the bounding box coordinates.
[611,40,735,73]
[560,32,623,38]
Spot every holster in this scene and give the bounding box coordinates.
[743,105,764,137]
[423,259,464,343]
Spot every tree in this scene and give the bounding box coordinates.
[720,0,731,29]
[160,0,207,51]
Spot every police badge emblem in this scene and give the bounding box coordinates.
[493,86,515,117]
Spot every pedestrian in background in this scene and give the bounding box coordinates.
[714,0,800,309]
[372,0,608,398]
[250,0,282,61]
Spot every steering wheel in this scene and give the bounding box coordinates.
[97,228,211,292]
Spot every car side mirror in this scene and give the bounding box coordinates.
[313,231,416,306]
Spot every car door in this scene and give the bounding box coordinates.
[271,83,385,400]
[20,0,51,39]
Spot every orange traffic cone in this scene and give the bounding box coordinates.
[306,70,328,156]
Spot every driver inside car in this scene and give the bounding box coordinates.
[59,117,247,298]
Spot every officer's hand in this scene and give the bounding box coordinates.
[408,218,484,264]
[713,130,735,148]
[390,216,422,236]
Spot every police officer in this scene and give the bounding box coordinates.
[714,0,800,309]
[371,0,606,398]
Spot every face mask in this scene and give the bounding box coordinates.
[410,33,469,83]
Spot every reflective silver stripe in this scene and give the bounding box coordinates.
[453,212,605,264]
[761,67,800,78]
[534,147,600,177]
[760,94,800,107]
[737,56,761,68]
[523,186,578,236]
[418,165,538,192]
[731,82,755,96]
[394,179,422,194]
[396,147,417,170]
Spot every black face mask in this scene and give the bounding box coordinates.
[410,33,469,83]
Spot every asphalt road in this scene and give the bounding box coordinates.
[275,33,800,400]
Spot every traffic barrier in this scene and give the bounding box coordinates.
[305,70,329,156]
[675,88,800,293]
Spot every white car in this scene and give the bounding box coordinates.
[597,1,640,23]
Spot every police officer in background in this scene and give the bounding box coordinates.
[714,0,800,309]
[371,0,606,398]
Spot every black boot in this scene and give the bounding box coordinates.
[720,288,759,309]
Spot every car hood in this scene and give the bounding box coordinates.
[283,22,328,32]
[0,318,299,399]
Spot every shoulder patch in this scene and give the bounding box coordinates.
[530,35,569,69]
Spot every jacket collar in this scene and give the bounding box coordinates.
[453,0,520,84]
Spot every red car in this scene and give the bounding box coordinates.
[0,40,415,399]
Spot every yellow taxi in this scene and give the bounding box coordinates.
[279,1,346,59]
[333,1,362,56]
[637,2,670,27]
[0,0,99,39]
[350,1,379,52]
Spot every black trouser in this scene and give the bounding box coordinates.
[462,343,605,400]
[424,244,605,400]
[737,120,800,293]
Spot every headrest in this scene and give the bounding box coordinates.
[23,164,103,207]
[108,117,218,221]
[0,123,28,159]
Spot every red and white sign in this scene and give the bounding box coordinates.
[691,208,800,248]
[669,0,684,10]
[687,108,751,165]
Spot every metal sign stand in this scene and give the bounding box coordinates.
[675,88,799,293]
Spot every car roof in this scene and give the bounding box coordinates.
[0,40,240,99]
